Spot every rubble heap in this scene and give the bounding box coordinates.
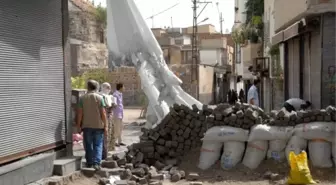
[135,104,212,164]
[206,103,269,130]
[124,103,275,168]
[266,105,336,126]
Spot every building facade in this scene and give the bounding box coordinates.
[68,0,108,76]
[154,25,234,104]
[0,0,71,184]
[272,0,335,109]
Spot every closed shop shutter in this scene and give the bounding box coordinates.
[0,0,65,164]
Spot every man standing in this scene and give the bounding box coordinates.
[247,79,260,107]
[113,83,125,146]
[283,98,312,112]
[100,82,116,159]
[77,80,107,170]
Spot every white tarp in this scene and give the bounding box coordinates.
[106,0,203,128]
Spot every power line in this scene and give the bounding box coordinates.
[146,2,180,27]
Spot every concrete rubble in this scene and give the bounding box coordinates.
[78,103,335,185]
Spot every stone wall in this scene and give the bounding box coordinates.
[69,8,108,75]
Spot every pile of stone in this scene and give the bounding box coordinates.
[136,104,212,163]
[267,105,336,126]
[206,103,269,130]
[90,151,202,185]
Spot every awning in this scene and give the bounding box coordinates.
[271,20,303,44]
[283,21,301,41]
[271,31,284,45]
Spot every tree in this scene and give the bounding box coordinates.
[95,5,107,28]
[244,0,264,25]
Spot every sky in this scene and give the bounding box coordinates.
[94,0,234,33]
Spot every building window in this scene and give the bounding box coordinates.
[99,30,104,43]
[182,50,192,64]
[236,44,241,64]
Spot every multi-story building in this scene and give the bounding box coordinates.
[271,0,335,108]
[153,24,234,104]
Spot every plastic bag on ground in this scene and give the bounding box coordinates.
[242,140,268,169]
[248,124,294,141]
[220,141,245,170]
[308,140,333,168]
[287,151,316,184]
[285,136,307,163]
[203,126,249,142]
[294,122,335,141]
[198,141,223,170]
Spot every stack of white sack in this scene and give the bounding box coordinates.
[293,122,335,168]
[198,126,249,170]
[246,124,294,166]
[332,142,336,164]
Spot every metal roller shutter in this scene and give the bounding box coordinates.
[0,0,65,164]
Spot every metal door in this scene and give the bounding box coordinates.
[0,0,65,164]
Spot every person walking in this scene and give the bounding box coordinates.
[113,83,125,146]
[99,82,116,159]
[76,80,107,170]
[283,98,312,112]
[247,79,260,107]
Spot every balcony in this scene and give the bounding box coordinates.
[274,0,335,32]
[241,42,262,79]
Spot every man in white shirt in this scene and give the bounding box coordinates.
[283,98,311,112]
[247,79,260,107]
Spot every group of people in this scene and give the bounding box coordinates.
[247,78,312,112]
[76,80,125,170]
[227,89,245,104]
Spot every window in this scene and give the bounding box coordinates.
[99,30,104,43]
[236,44,241,64]
[182,51,192,64]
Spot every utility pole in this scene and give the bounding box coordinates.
[216,2,224,34]
[191,0,211,100]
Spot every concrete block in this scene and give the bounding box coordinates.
[53,156,82,176]
[0,152,55,185]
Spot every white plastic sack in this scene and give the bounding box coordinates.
[308,140,333,168]
[285,136,307,163]
[294,122,335,141]
[269,139,287,151]
[220,141,245,170]
[267,150,285,161]
[203,126,249,142]
[242,140,268,169]
[248,124,294,141]
[198,141,223,170]
[267,140,287,161]
[332,142,336,164]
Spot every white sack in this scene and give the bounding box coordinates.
[294,122,335,141]
[198,141,223,170]
[267,150,286,161]
[332,142,336,164]
[285,136,307,163]
[269,139,287,151]
[242,140,268,169]
[203,126,249,142]
[248,124,294,141]
[220,141,245,170]
[308,140,333,168]
[267,140,287,161]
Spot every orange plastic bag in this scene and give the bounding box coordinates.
[287,151,316,184]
